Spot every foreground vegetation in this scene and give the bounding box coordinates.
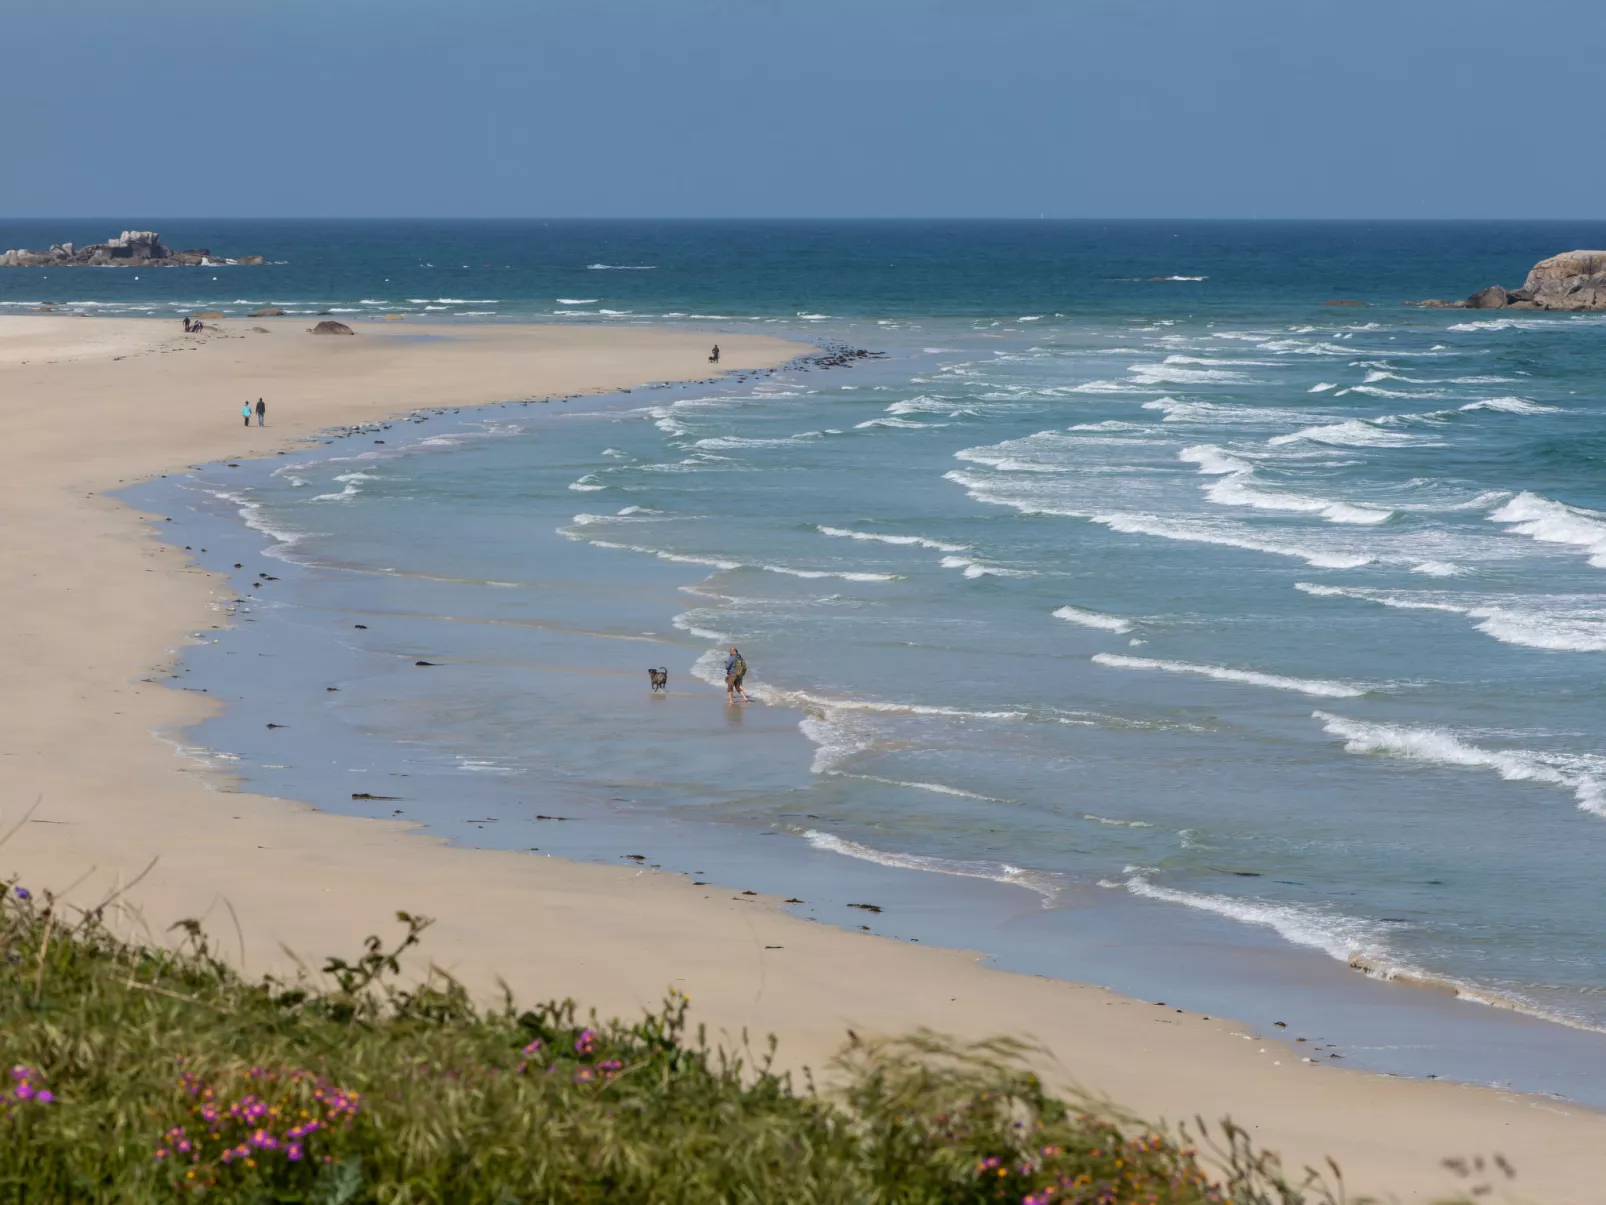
[1,881,1370,1203]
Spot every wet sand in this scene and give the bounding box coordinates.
[1,314,1602,1204]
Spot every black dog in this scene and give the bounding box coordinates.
[648,667,669,692]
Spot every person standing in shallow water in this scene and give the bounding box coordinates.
[724,646,749,703]
[255,398,266,426]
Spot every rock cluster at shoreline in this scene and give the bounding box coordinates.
[0,229,263,268]
[1412,249,1606,310]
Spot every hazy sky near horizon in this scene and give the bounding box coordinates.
[6,0,1601,219]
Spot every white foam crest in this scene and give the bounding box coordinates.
[1142,398,1313,425]
[1067,420,1149,432]
[772,686,1027,723]
[1178,444,1252,475]
[1093,512,1374,568]
[804,830,1059,900]
[1488,492,1606,567]
[1083,814,1155,827]
[1268,419,1436,449]
[1182,447,1394,525]
[939,555,1035,579]
[942,471,1379,568]
[1314,712,1606,815]
[568,511,659,528]
[1446,318,1524,332]
[830,772,1013,803]
[1458,397,1560,414]
[761,565,903,582]
[692,432,823,450]
[1295,582,1606,652]
[881,396,975,417]
[1308,382,1338,393]
[1161,354,1270,366]
[568,474,607,492]
[817,526,969,553]
[1112,875,1389,963]
[583,539,741,570]
[1127,362,1253,385]
[557,298,598,305]
[671,613,730,642]
[1350,385,1451,400]
[1257,339,1354,356]
[586,263,656,270]
[1052,606,1132,633]
[1066,380,1154,394]
[854,417,950,430]
[308,482,361,503]
[202,487,314,558]
[1093,653,1368,698]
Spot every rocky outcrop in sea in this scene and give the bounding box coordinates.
[0,230,263,268]
[1412,250,1606,311]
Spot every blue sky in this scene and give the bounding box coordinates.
[5,0,1600,218]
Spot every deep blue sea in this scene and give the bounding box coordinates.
[12,220,1606,1099]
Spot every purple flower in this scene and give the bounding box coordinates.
[522,1039,543,1056]
[35,1090,54,1104]
[574,1029,596,1055]
[13,886,29,901]
[287,1143,304,1162]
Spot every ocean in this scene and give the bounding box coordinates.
[12,219,1606,1101]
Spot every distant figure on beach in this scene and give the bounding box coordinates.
[724,646,748,703]
[709,345,720,364]
[241,403,252,428]
[182,317,192,333]
[255,398,266,426]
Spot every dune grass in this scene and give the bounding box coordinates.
[0,880,1367,1204]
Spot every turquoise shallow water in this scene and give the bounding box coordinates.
[73,221,1606,1097]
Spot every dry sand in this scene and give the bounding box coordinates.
[1,313,1600,1203]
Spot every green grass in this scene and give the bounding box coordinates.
[0,881,1374,1203]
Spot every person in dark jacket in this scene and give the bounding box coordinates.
[724,646,748,703]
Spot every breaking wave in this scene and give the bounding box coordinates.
[1092,654,1369,698]
[1313,711,1606,816]
[804,831,1060,900]
[1052,606,1133,633]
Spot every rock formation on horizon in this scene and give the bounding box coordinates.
[0,230,264,268]
[1417,250,1606,311]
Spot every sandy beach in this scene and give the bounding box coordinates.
[2,313,1602,1204]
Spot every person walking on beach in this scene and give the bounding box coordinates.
[255,398,266,426]
[724,645,748,703]
[710,344,720,364]
[241,402,253,428]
